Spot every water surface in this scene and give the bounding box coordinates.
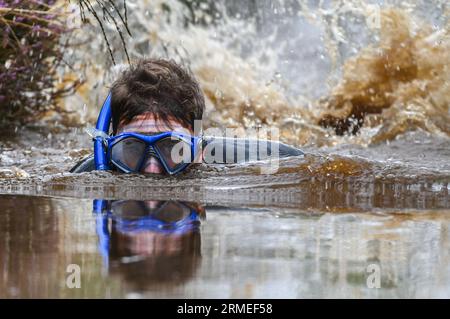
[1,194,450,298]
[1,0,449,299]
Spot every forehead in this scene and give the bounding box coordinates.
[118,114,191,134]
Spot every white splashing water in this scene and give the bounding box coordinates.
[60,0,449,146]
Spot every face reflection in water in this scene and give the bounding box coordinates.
[94,199,204,291]
[1,194,450,298]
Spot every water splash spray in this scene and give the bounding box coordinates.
[60,0,450,147]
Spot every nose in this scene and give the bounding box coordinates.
[144,200,161,209]
[142,156,164,174]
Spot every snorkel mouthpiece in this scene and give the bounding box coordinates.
[94,93,112,170]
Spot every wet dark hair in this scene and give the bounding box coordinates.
[110,58,205,134]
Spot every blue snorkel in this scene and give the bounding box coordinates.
[93,199,111,267]
[94,93,112,170]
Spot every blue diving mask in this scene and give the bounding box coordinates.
[91,93,201,174]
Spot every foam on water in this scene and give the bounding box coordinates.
[1,1,449,205]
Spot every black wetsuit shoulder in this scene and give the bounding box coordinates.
[70,154,96,173]
[69,137,304,173]
[201,136,303,164]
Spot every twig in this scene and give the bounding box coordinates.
[0,17,55,34]
[123,0,127,25]
[79,0,116,64]
[75,0,132,64]
[106,0,131,36]
[96,0,130,64]
[0,15,32,65]
[0,7,68,16]
[0,10,65,26]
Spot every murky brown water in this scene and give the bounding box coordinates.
[1,194,450,298]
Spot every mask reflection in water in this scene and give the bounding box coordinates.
[93,199,204,291]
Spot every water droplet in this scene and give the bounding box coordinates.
[214,89,223,99]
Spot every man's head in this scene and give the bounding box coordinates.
[111,58,204,134]
[110,58,205,173]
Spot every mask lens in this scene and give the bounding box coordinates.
[110,200,148,219]
[154,137,191,171]
[110,200,190,222]
[149,201,191,223]
[111,137,146,172]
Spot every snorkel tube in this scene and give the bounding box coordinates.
[94,93,112,170]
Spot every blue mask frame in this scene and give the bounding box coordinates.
[93,93,201,174]
[106,131,201,175]
[94,93,113,170]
